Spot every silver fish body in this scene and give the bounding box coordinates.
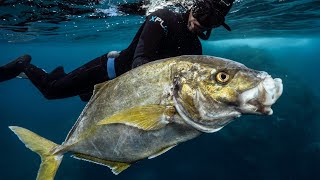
[9,55,283,179]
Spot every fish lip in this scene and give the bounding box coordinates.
[238,77,283,115]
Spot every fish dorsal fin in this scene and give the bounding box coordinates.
[148,144,177,159]
[72,153,130,175]
[93,81,109,95]
[97,105,176,131]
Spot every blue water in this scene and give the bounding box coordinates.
[1,0,320,179]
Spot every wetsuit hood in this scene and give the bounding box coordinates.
[192,0,234,31]
[184,9,212,40]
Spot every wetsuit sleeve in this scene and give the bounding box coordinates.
[197,43,202,55]
[132,13,168,68]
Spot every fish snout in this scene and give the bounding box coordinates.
[238,77,283,115]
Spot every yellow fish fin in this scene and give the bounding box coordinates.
[72,153,130,175]
[148,144,177,159]
[97,105,176,131]
[9,126,63,180]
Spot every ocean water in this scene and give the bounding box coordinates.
[1,0,320,179]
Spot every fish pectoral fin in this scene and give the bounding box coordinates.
[97,105,176,131]
[148,144,177,159]
[72,153,130,175]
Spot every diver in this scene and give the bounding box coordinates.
[0,0,235,102]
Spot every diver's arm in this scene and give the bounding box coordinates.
[195,41,203,55]
[193,33,203,55]
[132,12,167,68]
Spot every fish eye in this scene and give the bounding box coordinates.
[215,72,230,83]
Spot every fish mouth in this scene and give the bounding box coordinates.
[237,75,283,115]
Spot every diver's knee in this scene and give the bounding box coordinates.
[42,86,62,100]
[42,91,57,100]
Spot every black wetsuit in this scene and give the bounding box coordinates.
[22,9,202,101]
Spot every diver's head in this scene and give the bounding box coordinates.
[188,0,234,40]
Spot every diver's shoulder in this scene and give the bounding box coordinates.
[152,8,175,15]
[149,9,176,19]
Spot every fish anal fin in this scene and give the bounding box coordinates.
[97,105,176,131]
[72,153,130,175]
[148,144,177,159]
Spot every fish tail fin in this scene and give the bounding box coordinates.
[9,126,63,180]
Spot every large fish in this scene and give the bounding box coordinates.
[9,55,283,180]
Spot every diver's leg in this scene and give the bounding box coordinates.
[25,54,110,101]
[0,55,31,82]
[23,64,52,96]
